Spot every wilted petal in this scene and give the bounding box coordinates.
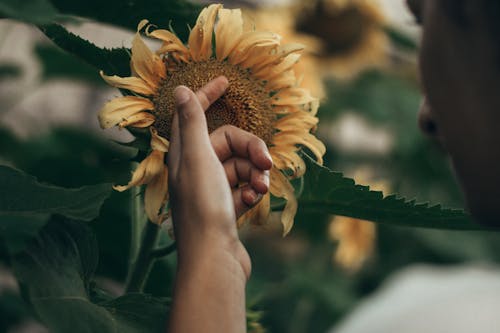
[270,147,306,177]
[274,111,318,132]
[150,127,169,152]
[188,4,221,61]
[272,87,317,106]
[228,31,280,65]
[270,167,297,236]
[216,8,243,60]
[99,96,154,129]
[118,112,156,128]
[272,131,326,164]
[237,192,270,227]
[114,150,165,192]
[131,21,166,89]
[253,53,301,80]
[145,167,169,223]
[100,71,156,95]
[147,28,190,61]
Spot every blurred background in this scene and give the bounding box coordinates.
[2,0,500,332]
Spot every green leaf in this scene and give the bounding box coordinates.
[39,24,131,77]
[34,43,104,85]
[0,165,112,253]
[299,155,489,231]
[0,214,49,253]
[49,0,202,42]
[0,0,59,24]
[0,165,112,220]
[13,219,169,333]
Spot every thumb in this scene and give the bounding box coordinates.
[174,85,212,156]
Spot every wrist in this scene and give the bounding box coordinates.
[176,234,251,281]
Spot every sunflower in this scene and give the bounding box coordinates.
[295,0,390,79]
[329,216,376,272]
[98,4,325,235]
[328,171,388,271]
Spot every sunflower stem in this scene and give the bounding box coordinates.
[128,184,145,273]
[125,220,160,293]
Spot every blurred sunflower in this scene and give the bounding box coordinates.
[255,0,386,80]
[296,0,389,79]
[329,171,389,271]
[99,4,325,235]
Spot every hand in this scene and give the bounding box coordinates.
[167,76,272,333]
[168,76,272,277]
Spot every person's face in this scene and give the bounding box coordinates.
[407,0,500,225]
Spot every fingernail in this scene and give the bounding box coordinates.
[174,86,190,105]
[253,193,263,205]
[265,151,273,166]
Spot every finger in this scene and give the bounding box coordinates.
[196,76,229,111]
[168,110,181,177]
[211,125,273,170]
[173,85,213,160]
[223,157,270,194]
[233,184,263,218]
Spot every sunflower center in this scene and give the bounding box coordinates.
[152,59,276,144]
[296,3,373,56]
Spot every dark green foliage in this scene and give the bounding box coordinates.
[0,163,112,253]
[12,218,170,333]
[35,43,104,85]
[300,155,484,230]
[39,24,131,77]
[49,0,202,42]
[0,0,59,24]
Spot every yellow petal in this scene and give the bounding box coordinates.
[329,216,376,271]
[188,4,222,61]
[145,167,169,223]
[98,96,154,129]
[228,31,280,65]
[270,167,297,236]
[238,43,280,69]
[150,127,169,152]
[114,150,165,192]
[270,148,306,177]
[253,53,301,80]
[131,22,166,89]
[100,71,156,95]
[274,111,319,132]
[216,8,243,60]
[237,193,270,227]
[272,131,326,164]
[272,87,317,106]
[119,112,156,128]
[266,70,297,91]
[252,43,305,73]
[147,28,190,61]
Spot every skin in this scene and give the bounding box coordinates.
[408,0,500,225]
[167,76,272,333]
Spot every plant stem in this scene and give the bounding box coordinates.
[125,221,160,293]
[128,185,145,275]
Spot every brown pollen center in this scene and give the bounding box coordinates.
[152,59,276,144]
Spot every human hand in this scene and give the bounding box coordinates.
[168,76,272,279]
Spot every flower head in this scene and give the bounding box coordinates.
[99,4,325,234]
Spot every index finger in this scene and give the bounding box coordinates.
[210,125,273,170]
